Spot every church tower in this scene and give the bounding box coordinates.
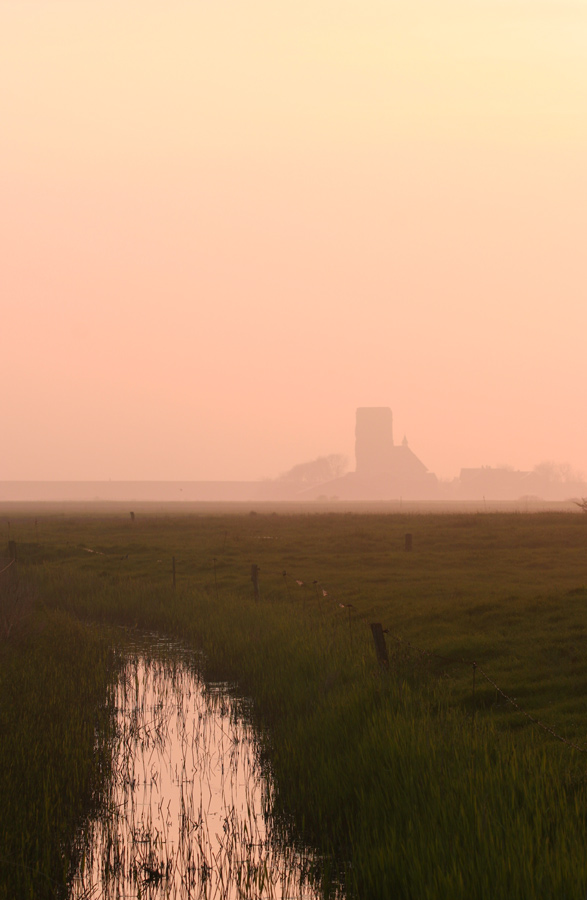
[355,407,394,476]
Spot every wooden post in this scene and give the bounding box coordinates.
[130,511,135,523]
[213,558,219,601]
[251,564,260,601]
[405,533,413,552]
[370,623,389,669]
[172,556,176,589]
[471,663,477,799]
[283,570,291,599]
[8,541,17,562]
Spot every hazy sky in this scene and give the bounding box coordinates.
[2,1,586,482]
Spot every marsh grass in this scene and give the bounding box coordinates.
[0,608,120,899]
[71,641,332,899]
[3,509,587,897]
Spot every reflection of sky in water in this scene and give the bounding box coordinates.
[70,641,325,899]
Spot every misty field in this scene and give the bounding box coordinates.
[2,508,587,898]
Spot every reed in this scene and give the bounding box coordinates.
[3,509,587,897]
[0,607,119,899]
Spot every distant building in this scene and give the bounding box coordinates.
[457,467,532,500]
[457,466,587,502]
[355,407,395,476]
[7,405,582,504]
[301,407,438,500]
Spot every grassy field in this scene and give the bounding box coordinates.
[2,506,587,898]
[0,594,119,899]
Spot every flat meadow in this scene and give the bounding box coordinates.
[2,504,587,898]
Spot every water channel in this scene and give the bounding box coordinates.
[70,637,334,900]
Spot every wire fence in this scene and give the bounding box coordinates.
[0,558,16,577]
[7,535,587,755]
[243,562,587,755]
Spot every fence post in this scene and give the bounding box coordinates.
[251,564,260,601]
[172,556,176,589]
[370,623,389,669]
[130,511,135,523]
[405,533,413,552]
[282,570,291,599]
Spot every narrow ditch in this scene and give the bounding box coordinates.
[69,635,338,899]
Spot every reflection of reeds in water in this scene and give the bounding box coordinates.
[71,640,334,899]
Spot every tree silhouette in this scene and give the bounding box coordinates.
[276,454,348,488]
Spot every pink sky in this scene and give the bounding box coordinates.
[2,1,586,482]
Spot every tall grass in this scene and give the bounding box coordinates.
[0,600,119,899]
[4,510,587,897]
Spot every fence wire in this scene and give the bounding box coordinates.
[12,538,587,756]
[0,559,15,577]
[475,664,587,753]
[257,564,587,755]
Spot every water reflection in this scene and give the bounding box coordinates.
[70,641,325,899]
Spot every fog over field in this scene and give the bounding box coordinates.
[2,1,586,484]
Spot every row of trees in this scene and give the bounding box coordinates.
[275,454,348,489]
[532,461,584,484]
[270,455,586,499]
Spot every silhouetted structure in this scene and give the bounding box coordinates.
[301,407,438,500]
[456,466,587,502]
[355,407,395,476]
[4,406,583,503]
